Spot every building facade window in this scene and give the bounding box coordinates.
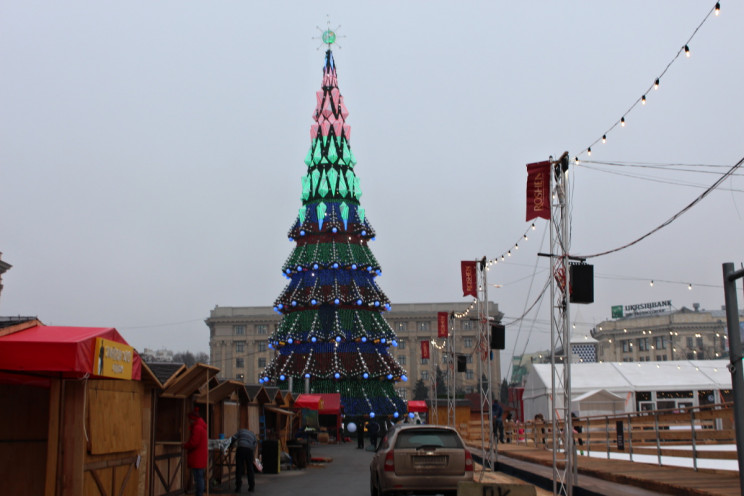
[398,340,406,350]
[421,370,429,381]
[418,321,431,332]
[258,342,267,352]
[236,341,245,353]
[622,340,630,353]
[258,357,266,368]
[397,322,408,332]
[687,337,694,348]
[397,388,408,400]
[463,337,474,348]
[638,338,649,351]
[398,355,407,365]
[256,324,268,335]
[234,325,246,336]
[462,320,474,330]
[236,358,244,368]
[466,370,474,380]
[421,357,429,365]
[654,336,667,350]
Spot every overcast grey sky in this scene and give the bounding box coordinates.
[2,1,742,377]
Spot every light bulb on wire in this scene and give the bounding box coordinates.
[587,147,592,156]
[602,134,607,144]
[715,2,720,15]
[642,95,646,105]
[684,45,691,58]
[654,78,660,90]
[620,117,626,127]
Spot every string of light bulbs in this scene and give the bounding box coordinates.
[454,221,541,319]
[573,1,722,165]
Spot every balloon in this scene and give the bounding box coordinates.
[347,422,357,433]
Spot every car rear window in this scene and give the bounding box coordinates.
[394,429,463,449]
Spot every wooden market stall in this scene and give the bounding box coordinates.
[244,385,271,437]
[194,379,249,487]
[151,362,219,496]
[0,324,155,496]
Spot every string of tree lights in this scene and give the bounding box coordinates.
[573,2,722,164]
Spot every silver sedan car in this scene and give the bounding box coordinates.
[369,424,474,496]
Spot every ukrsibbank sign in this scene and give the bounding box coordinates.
[611,300,672,318]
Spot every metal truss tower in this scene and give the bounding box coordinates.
[549,152,575,495]
[446,314,456,428]
[475,258,496,473]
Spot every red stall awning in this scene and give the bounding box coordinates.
[318,393,341,415]
[294,394,324,410]
[408,400,428,413]
[0,325,141,381]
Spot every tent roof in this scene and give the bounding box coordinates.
[527,360,731,395]
[295,394,324,410]
[571,389,626,403]
[408,400,428,412]
[318,393,341,414]
[0,325,141,380]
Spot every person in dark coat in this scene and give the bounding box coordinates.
[356,417,365,449]
[368,420,380,450]
[184,408,208,496]
[492,399,505,444]
[230,428,257,492]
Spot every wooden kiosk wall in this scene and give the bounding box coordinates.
[0,377,153,496]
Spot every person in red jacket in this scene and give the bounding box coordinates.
[184,408,208,496]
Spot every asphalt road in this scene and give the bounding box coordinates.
[217,440,378,496]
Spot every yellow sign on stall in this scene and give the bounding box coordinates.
[92,337,134,380]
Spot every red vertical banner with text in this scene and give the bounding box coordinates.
[437,312,449,338]
[526,160,551,221]
[420,340,430,360]
[461,261,477,298]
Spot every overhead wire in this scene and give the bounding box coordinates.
[575,155,744,259]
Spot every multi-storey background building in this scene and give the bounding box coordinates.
[206,301,503,401]
[591,303,735,363]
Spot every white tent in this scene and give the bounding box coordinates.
[570,389,626,417]
[523,359,730,420]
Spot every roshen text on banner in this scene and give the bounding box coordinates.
[526,160,551,221]
[461,261,477,298]
[437,312,449,338]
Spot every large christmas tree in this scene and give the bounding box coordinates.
[259,40,407,418]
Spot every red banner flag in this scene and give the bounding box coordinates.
[461,261,477,298]
[437,312,449,338]
[420,340,430,360]
[526,160,551,221]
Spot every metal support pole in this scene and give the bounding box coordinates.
[722,262,744,494]
[447,314,456,428]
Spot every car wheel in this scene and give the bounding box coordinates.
[369,477,378,496]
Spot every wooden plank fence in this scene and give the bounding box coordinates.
[457,403,737,471]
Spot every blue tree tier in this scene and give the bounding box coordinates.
[261,49,407,417]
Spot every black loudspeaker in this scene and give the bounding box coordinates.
[262,439,280,474]
[570,263,594,304]
[457,355,467,372]
[490,325,505,350]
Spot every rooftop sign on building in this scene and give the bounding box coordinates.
[611,300,672,319]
